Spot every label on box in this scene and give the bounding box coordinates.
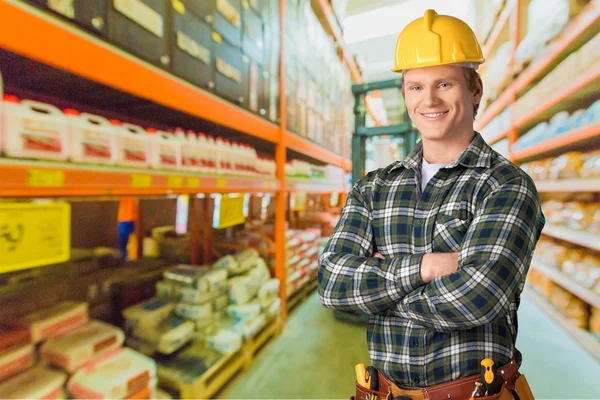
[114,0,164,38]
[216,0,241,27]
[177,31,210,64]
[0,202,70,273]
[122,138,148,162]
[159,145,178,166]
[21,118,63,153]
[48,0,75,19]
[216,58,242,83]
[81,130,112,159]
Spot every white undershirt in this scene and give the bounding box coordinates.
[421,158,449,191]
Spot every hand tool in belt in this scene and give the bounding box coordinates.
[481,358,501,396]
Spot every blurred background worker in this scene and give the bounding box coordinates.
[319,9,544,399]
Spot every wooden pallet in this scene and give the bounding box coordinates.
[158,316,282,399]
[158,347,245,400]
[242,316,282,368]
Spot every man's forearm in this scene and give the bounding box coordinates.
[419,252,459,283]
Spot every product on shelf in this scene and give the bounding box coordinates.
[0,344,35,383]
[110,121,151,168]
[590,307,600,338]
[514,0,587,69]
[122,298,175,332]
[227,302,262,321]
[563,254,600,290]
[258,279,280,308]
[234,248,261,273]
[14,301,89,344]
[65,110,118,165]
[67,347,157,400]
[0,326,30,354]
[0,365,67,400]
[230,312,267,340]
[540,200,600,231]
[175,302,213,321]
[205,328,243,354]
[133,316,195,355]
[40,320,125,373]
[521,150,600,181]
[547,152,584,180]
[155,280,180,301]
[228,275,261,305]
[148,128,181,170]
[163,264,215,291]
[106,0,169,68]
[265,297,282,320]
[2,96,69,161]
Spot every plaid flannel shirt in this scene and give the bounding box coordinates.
[318,133,545,387]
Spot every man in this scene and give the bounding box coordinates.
[318,9,545,400]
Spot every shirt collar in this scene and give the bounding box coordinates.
[390,132,493,172]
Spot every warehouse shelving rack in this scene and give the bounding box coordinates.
[478,0,600,361]
[0,0,362,328]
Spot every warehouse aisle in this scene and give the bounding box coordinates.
[219,290,600,399]
[218,292,370,399]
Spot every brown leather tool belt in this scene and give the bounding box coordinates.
[354,358,521,400]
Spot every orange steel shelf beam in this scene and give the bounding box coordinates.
[286,180,348,194]
[475,0,600,132]
[475,89,513,131]
[512,0,600,95]
[514,63,600,128]
[482,0,516,57]
[512,123,600,162]
[0,161,280,197]
[484,129,509,146]
[286,132,347,168]
[0,1,279,144]
[275,0,288,325]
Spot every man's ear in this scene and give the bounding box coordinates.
[473,75,483,105]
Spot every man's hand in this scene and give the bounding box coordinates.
[373,252,385,259]
[420,252,459,283]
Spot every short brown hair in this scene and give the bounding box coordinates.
[401,68,483,119]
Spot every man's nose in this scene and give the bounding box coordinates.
[422,86,441,107]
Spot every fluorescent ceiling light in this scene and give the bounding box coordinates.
[343,0,476,44]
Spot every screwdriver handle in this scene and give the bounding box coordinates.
[355,363,368,387]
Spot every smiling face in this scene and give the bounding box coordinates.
[403,65,482,144]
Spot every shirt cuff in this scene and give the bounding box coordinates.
[395,253,425,295]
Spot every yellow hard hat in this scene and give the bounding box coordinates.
[392,9,485,72]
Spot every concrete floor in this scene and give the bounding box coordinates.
[219,291,600,399]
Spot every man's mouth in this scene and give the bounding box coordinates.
[420,111,449,118]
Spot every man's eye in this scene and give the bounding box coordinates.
[410,86,422,91]
[439,83,451,89]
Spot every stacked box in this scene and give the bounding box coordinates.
[285,229,321,297]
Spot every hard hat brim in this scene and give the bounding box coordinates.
[392,57,485,73]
